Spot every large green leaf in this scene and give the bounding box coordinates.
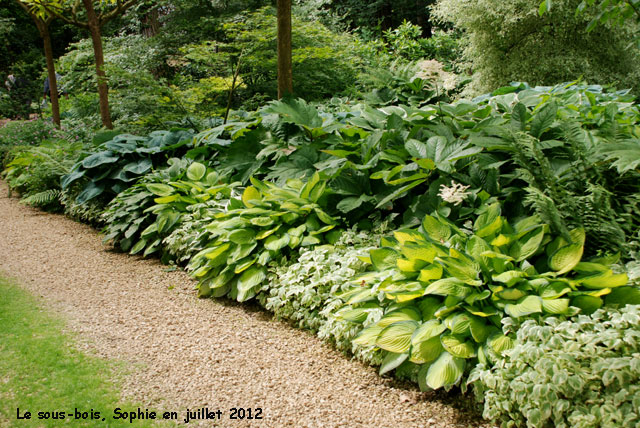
[423,351,466,390]
[422,215,451,242]
[75,181,105,204]
[146,183,174,197]
[441,335,476,359]
[370,247,400,270]
[186,162,206,181]
[352,325,383,346]
[379,352,409,375]
[376,321,419,353]
[549,244,583,275]
[410,336,443,364]
[236,266,267,292]
[122,158,153,175]
[377,307,422,327]
[81,151,119,169]
[504,295,543,317]
[264,234,290,251]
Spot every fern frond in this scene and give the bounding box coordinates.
[22,189,62,207]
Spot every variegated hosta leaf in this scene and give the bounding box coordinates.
[541,298,570,314]
[549,244,584,275]
[370,247,400,270]
[424,278,471,298]
[488,333,515,355]
[352,325,383,346]
[410,335,443,364]
[423,351,466,390]
[376,307,422,328]
[504,295,543,317]
[376,321,419,353]
[418,264,444,282]
[422,215,451,242]
[441,334,476,358]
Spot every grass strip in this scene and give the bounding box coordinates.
[0,275,173,427]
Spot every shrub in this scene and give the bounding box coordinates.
[470,305,640,428]
[432,0,640,95]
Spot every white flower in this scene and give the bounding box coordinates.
[438,181,471,205]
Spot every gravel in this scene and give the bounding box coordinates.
[0,180,489,428]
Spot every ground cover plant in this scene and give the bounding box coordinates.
[470,304,640,428]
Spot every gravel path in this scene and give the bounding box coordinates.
[0,180,488,428]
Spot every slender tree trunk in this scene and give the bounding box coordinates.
[83,0,113,129]
[276,0,293,98]
[36,20,60,127]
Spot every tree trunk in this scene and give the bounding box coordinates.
[276,0,293,98]
[37,20,60,128]
[83,0,113,129]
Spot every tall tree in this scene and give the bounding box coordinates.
[15,0,61,127]
[24,0,139,129]
[276,0,292,98]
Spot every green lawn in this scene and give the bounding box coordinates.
[0,275,174,427]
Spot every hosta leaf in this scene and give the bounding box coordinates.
[228,228,256,245]
[370,247,400,271]
[130,238,147,255]
[488,333,515,355]
[504,295,542,317]
[264,234,290,251]
[242,186,262,208]
[314,208,335,225]
[510,226,545,261]
[186,162,206,181]
[580,272,628,289]
[473,203,501,232]
[469,317,491,343]
[379,352,409,375]
[412,320,447,343]
[400,243,436,263]
[397,258,427,272]
[377,307,422,328]
[441,335,476,358]
[571,295,603,315]
[541,298,569,314]
[234,257,257,274]
[539,282,571,299]
[549,244,583,275]
[81,151,119,168]
[605,287,640,305]
[410,336,443,364]
[250,216,274,227]
[447,313,472,336]
[376,321,419,353]
[422,215,451,242]
[424,278,471,298]
[352,325,383,346]
[394,230,423,245]
[418,264,444,282]
[236,266,267,292]
[492,270,527,286]
[424,351,465,390]
[496,287,528,300]
[146,183,174,197]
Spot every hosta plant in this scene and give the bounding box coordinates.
[187,172,340,302]
[101,158,190,254]
[103,160,236,259]
[470,305,640,428]
[61,129,194,205]
[332,202,632,390]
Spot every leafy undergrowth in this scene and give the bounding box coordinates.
[0,275,172,428]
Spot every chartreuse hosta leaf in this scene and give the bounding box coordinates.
[332,206,636,390]
[188,174,336,303]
